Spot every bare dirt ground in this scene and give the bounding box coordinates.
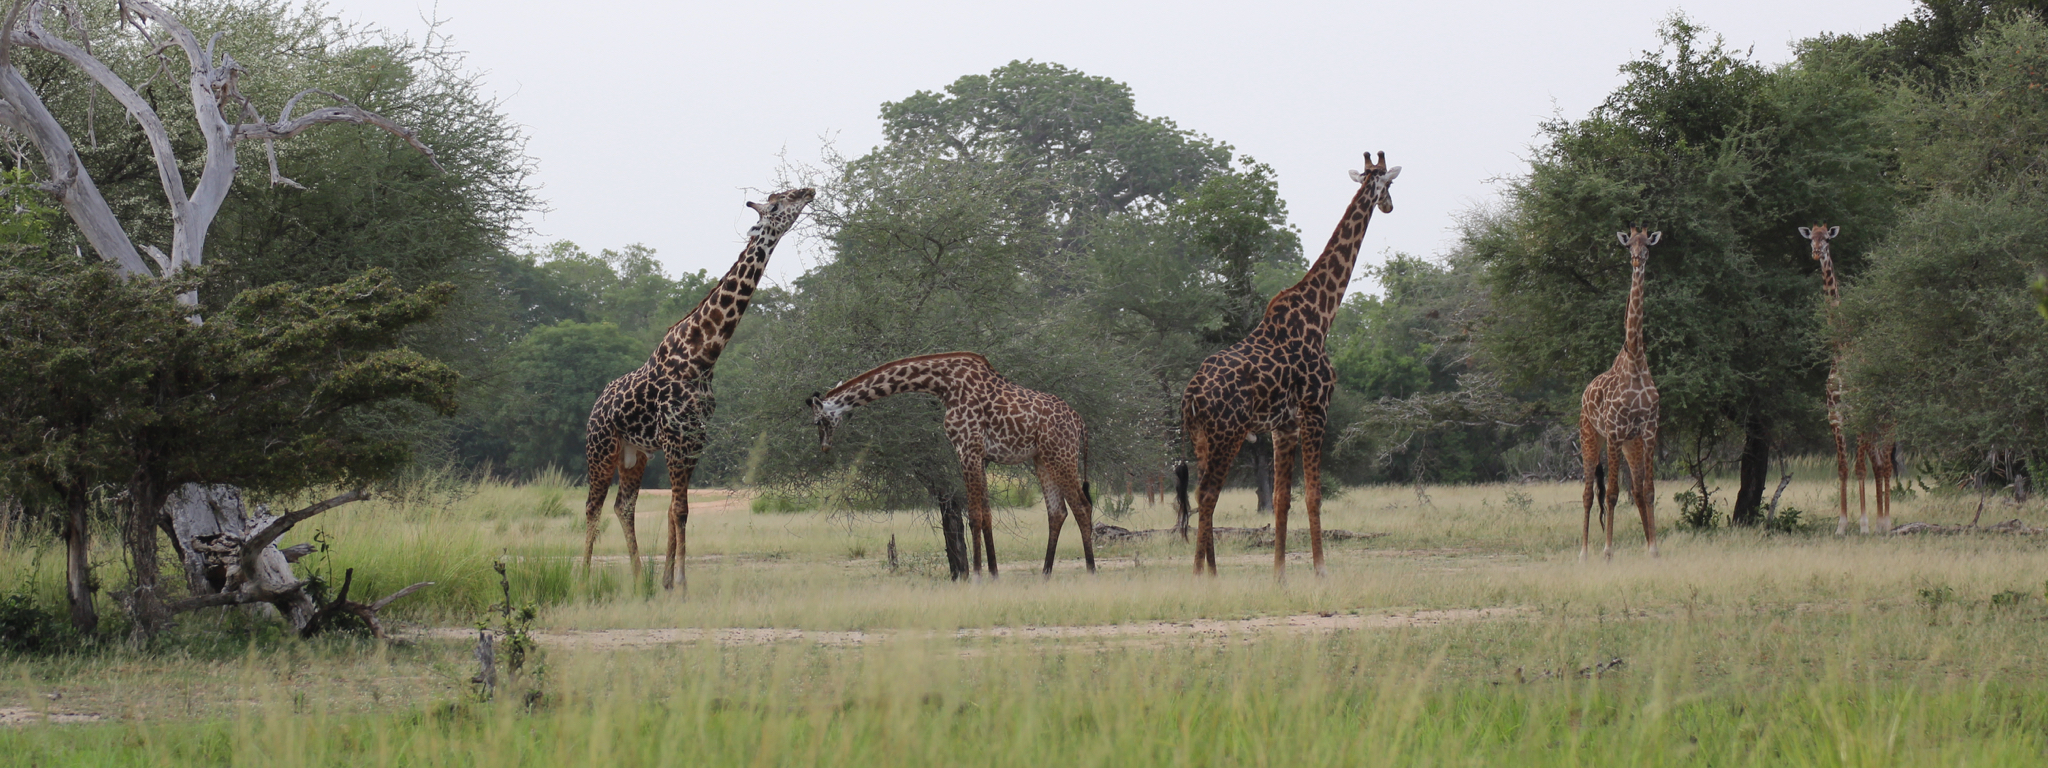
[413,607,1529,652]
[0,706,104,726]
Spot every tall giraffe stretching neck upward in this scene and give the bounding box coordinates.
[808,352,1097,576]
[582,187,814,590]
[1803,224,1894,534]
[1579,227,1662,561]
[1178,151,1399,578]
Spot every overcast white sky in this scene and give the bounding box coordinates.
[336,0,1918,296]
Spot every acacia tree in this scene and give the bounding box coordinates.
[0,0,449,633]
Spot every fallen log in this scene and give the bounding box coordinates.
[1890,518,2043,535]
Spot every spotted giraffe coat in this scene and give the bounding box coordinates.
[581,187,814,589]
[809,352,1097,576]
[1179,152,1399,578]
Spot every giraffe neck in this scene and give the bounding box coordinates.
[822,353,991,411]
[1271,182,1381,332]
[1621,259,1648,365]
[1817,250,1842,326]
[652,225,789,379]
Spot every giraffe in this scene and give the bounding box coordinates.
[1579,227,1662,561]
[1179,151,1400,578]
[1802,224,1895,534]
[808,352,1096,576]
[582,187,815,590]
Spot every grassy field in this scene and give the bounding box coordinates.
[4,462,2048,765]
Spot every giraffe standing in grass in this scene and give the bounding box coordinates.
[808,352,1096,576]
[582,187,814,590]
[1178,151,1399,578]
[1803,224,1895,534]
[1579,227,1662,561]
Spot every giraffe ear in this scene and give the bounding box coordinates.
[1798,226,1813,239]
[1647,231,1662,245]
[1825,226,1839,239]
[1616,232,1630,246]
[1384,166,1401,181]
[1348,170,1367,183]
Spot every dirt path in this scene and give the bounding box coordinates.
[415,607,1528,652]
[0,707,103,726]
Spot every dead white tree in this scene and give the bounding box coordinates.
[0,0,439,634]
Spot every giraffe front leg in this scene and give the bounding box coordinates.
[1300,412,1330,579]
[615,451,650,580]
[1831,424,1851,535]
[961,457,995,578]
[1874,441,1895,533]
[1624,439,1657,557]
[1854,441,1872,534]
[1270,429,1299,581]
[1604,441,1624,560]
[583,437,621,574]
[664,456,697,593]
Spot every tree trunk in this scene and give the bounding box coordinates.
[164,484,316,628]
[122,470,171,637]
[937,493,969,581]
[61,483,95,634]
[1730,416,1770,527]
[1247,440,1274,513]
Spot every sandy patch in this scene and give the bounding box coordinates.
[630,488,751,514]
[0,706,104,726]
[416,607,1527,652]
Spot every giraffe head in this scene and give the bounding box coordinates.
[806,390,850,451]
[745,187,817,239]
[1614,227,1661,268]
[1345,151,1402,213]
[1798,224,1839,269]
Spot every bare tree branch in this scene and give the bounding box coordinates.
[236,489,368,578]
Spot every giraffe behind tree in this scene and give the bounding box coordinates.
[1802,224,1895,534]
[582,187,815,591]
[808,352,1097,576]
[1579,227,1662,561]
[1179,151,1399,579]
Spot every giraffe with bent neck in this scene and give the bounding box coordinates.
[582,187,815,590]
[1579,227,1662,561]
[1802,224,1894,534]
[808,352,1097,576]
[1178,151,1399,578]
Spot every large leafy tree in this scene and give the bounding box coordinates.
[1467,16,1895,525]
[1840,14,2048,474]
[715,61,1298,535]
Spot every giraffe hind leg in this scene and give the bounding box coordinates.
[1604,440,1624,560]
[1580,424,1600,562]
[1038,467,1066,576]
[583,435,622,574]
[615,449,649,579]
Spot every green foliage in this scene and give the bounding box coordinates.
[1764,505,1817,534]
[719,61,1294,511]
[0,589,71,655]
[1673,489,1721,531]
[1841,14,2048,463]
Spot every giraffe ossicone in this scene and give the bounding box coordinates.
[580,186,815,592]
[808,352,1098,577]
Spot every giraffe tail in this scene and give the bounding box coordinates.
[1174,459,1192,535]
